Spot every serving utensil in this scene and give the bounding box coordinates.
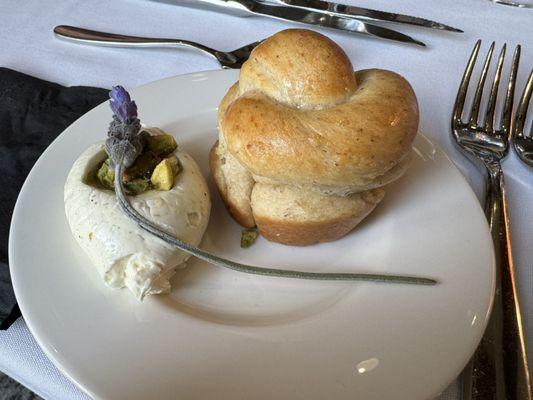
[151,0,428,46]
[54,25,258,69]
[451,40,532,400]
[512,68,533,166]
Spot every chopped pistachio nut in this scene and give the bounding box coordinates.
[166,155,181,176]
[147,134,177,156]
[95,129,179,195]
[138,130,151,148]
[124,178,151,195]
[151,158,175,190]
[97,158,150,194]
[240,228,259,248]
[96,158,115,190]
[126,151,161,180]
[142,127,167,136]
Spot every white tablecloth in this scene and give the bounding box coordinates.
[1,0,531,399]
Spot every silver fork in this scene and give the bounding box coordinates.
[53,25,259,69]
[513,68,533,166]
[452,41,532,399]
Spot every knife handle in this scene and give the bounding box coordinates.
[53,25,221,61]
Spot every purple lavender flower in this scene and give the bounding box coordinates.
[109,85,138,122]
[106,86,142,168]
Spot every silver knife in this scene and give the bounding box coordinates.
[269,0,462,32]
[152,0,426,46]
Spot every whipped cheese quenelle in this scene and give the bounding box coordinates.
[64,87,210,301]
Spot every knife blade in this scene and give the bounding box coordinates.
[151,0,426,46]
[244,0,426,46]
[268,0,462,32]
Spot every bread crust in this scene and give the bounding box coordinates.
[210,141,386,245]
[222,69,418,190]
[210,29,417,246]
[253,210,377,246]
[238,29,357,109]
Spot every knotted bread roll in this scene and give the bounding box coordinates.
[210,29,419,245]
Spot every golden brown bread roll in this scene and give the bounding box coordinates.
[211,29,419,246]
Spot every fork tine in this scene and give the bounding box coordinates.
[453,40,481,126]
[469,42,495,126]
[484,45,506,132]
[503,45,522,138]
[513,67,533,140]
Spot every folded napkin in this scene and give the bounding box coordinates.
[0,68,108,329]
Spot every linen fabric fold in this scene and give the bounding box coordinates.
[0,68,108,329]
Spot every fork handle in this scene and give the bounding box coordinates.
[53,25,221,63]
[467,164,532,400]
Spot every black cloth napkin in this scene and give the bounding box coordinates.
[0,68,108,330]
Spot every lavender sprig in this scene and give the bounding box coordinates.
[107,86,437,288]
[106,86,142,168]
[109,85,138,122]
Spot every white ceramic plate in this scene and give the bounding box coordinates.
[10,70,494,400]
